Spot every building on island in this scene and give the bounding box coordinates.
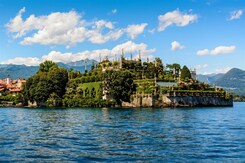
[190,68,197,80]
[100,49,142,72]
[0,78,26,96]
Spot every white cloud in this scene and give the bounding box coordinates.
[228,10,243,21]
[0,57,41,66]
[87,28,124,44]
[148,28,155,34]
[196,49,209,55]
[112,9,117,14]
[171,41,185,51]
[7,8,82,40]
[197,46,236,56]
[158,9,198,31]
[6,8,147,46]
[210,46,236,55]
[41,50,111,63]
[1,41,155,66]
[202,67,232,75]
[215,67,232,74]
[125,23,148,39]
[111,41,155,60]
[195,64,208,69]
[93,20,114,29]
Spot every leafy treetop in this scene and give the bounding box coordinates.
[104,70,136,105]
[180,65,191,80]
[38,60,58,73]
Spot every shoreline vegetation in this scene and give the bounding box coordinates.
[0,55,234,108]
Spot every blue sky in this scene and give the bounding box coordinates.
[0,0,244,74]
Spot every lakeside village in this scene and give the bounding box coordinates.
[0,51,233,108]
[0,78,26,106]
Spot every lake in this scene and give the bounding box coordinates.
[0,103,245,162]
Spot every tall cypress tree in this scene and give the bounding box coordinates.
[181,65,191,80]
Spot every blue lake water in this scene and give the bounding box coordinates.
[0,103,245,162]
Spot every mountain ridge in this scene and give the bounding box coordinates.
[0,59,98,79]
[198,68,245,95]
[1,63,244,95]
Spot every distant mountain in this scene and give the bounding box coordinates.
[67,59,97,66]
[0,59,98,79]
[198,73,224,84]
[2,61,244,95]
[198,68,245,95]
[0,64,38,79]
[56,62,92,73]
[214,68,245,95]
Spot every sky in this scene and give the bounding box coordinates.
[0,0,244,74]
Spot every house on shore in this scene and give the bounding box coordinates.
[0,78,26,96]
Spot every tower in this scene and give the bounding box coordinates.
[85,61,87,71]
[190,68,197,80]
[121,49,124,58]
[138,50,141,61]
[120,49,124,69]
[6,76,10,85]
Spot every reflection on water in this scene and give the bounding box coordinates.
[0,103,245,162]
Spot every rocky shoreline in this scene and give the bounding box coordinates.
[122,93,233,108]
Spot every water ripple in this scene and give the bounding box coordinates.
[0,103,245,162]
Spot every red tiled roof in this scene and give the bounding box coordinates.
[10,88,22,92]
[7,85,16,89]
[0,80,5,85]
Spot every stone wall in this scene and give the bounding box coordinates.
[122,95,155,108]
[162,95,233,107]
[28,101,37,107]
[122,94,233,108]
[27,101,47,107]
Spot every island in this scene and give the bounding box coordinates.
[0,52,233,108]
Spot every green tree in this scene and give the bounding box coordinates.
[154,58,164,78]
[23,61,68,106]
[68,68,80,79]
[48,66,68,97]
[91,87,96,98]
[166,63,181,76]
[46,92,62,107]
[104,70,136,105]
[181,65,191,81]
[91,62,95,70]
[38,60,58,73]
[85,88,90,97]
[142,62,155,79]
